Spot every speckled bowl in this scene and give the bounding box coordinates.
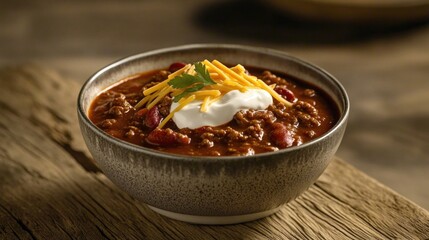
[77,44,349,225]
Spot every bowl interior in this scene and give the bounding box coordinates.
[79,44,349,155]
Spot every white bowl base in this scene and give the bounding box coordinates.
[147,205,283,225]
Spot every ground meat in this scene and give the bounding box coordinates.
[295,136,303,146]
[268,103,298,125]
[294,101,318,117]
[199,138,214,148]
[227,147,255,156]
[234,110,276,127]
[198,132,223,146]
[125,129,136,137]
[105,91,125,99]
[105,92,132,117]
[93,92,126,113]
[158,95,173,117]
[129,120,143,128]
[146,128,190,146]
[261,71,292,86]
[258,145,279,152]
[107,106,126,117]
[109,93,127,106]
[124,126,142,138]
[308,100,317,106]
[225,127,247,141]
[196,126,248,144]
[98,119,117,129]
[297,112,321,127]
[178,128,193,135]
[150,70,171,82]
[303,89,316,97]
[93,103,109,113]
[294,101,321,127]
[208,151,221,156]
[243,123,264,141]
[194,127,228,142]
[305,130,316,138]
[141,71,171,92]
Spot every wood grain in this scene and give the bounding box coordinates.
[0,65,428,239]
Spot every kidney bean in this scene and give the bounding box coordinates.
[168,62,187,73]
[145,106,162,129]
[270,123,294,148]
[275,85,297,103]
[146,128,191,146]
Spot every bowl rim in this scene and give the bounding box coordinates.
[77,43,350,162]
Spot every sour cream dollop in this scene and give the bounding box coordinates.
[171,89,273,129]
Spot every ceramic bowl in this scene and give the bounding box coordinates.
[77,44,349,225]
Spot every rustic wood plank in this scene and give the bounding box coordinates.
[0,65,428,239]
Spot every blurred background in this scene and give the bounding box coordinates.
[1,0,428,209]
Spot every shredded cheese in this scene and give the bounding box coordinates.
[142,64,190,96]
[146,86,172,110]
[203,60,229,80]
[134,60,294,128]
[134,95,152,110]
[212,60,253,87]
[143,81,168,96]
[201,96,211,112]
[192,90,221,98]
[257,80,292,107]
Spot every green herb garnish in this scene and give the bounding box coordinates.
[168,62,216,102]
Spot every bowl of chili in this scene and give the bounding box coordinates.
[77,44,349,224]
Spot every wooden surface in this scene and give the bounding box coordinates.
[1,65,428,239]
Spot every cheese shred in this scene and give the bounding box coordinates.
[134,60,294,128]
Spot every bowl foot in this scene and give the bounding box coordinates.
[147,205,282,225]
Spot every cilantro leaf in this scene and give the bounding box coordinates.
[194,62,216,85]
[169,73,200,88]
[168,62,216,102]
